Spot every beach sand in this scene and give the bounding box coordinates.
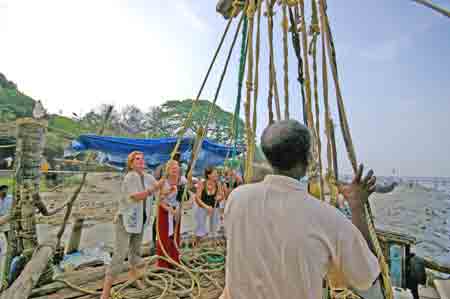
[4,173,449,268]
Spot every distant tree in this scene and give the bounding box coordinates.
[143,106,170,137]
[80,104,120,134]
[119,105,145,134]
[0,73,34,120]
[160,99,245,145]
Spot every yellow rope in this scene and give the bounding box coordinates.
[252,0,262,138]
[129,5,248,299]
[265,0,280,124]
[318,1,393,298]
[298,1,314,131]
[411,0,450,18]
[309,1,324,201]
[298,1,319,181]
[244,0,256,183]
[282,0,290,120]
[170,0,243,160]
[318,0,337,207]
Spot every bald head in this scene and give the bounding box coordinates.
[261,120,311,173]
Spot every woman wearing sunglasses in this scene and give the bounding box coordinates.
[100,151,165,299]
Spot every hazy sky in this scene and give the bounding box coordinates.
[0,0,449,177]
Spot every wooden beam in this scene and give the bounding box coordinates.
[1,242,54,299]
[65,217,84,255]
[424,257,450,274]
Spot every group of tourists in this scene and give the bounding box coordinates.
[100,150,242,299]
[100,121,382,299]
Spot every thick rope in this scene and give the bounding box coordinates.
[57,248,226,299]
[170,3,240,159]
[252,0,262,137]
[265,0,278,124]
[188,7,246,179]
[231,15,249,156]
[282,0,290,120]
[298,0,319,180]
[309,0,324,201]
[318,0,338,207]
[321,7,358,174]
[152,13,248,298]
[298,1,314,131]
[244,0,256,183]
[168,4,249,260]
[288,7,308,125]
[411,0,450,18]
[318,1,393,298]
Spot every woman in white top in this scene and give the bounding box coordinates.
[100,151,165,299]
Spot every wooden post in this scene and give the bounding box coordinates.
[3,117,48,286]
[65,217,84,254]
[0,242,54,299]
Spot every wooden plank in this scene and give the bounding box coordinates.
[376,229,416,245]
[0,243,54,299]
[420,286,440,299]
[33,271,130,299]
[425,257,450,274]
[30,257,152,298]
[65,217,84,254]
[435,280,450,299]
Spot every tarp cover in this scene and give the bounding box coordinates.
[71,135,242,173]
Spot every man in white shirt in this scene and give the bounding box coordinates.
[221,120,380,299]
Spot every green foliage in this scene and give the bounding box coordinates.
[160,99,245,145]
[0,72,245,167]
[0,73,34,120]
[0,88,34,121]
[48,116,82,135]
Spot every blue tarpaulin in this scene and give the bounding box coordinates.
[71,135,243,173]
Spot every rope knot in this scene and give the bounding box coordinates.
[282,16,289,32]
[232,0,245,11]
[309,24,320,35]
[245,81,254,92]
[246,2,256,18]
[111,289,123,299]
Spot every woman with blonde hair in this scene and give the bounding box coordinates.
[155,159,185,268]
[100,151,165,299]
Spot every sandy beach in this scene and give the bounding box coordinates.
[4,173,450,268]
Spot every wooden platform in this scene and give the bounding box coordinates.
[434,280,450,299]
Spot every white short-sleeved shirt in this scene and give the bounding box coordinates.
[222,175,380,299]
[119,171,155,234]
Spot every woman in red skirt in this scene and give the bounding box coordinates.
[156,160,183,268]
